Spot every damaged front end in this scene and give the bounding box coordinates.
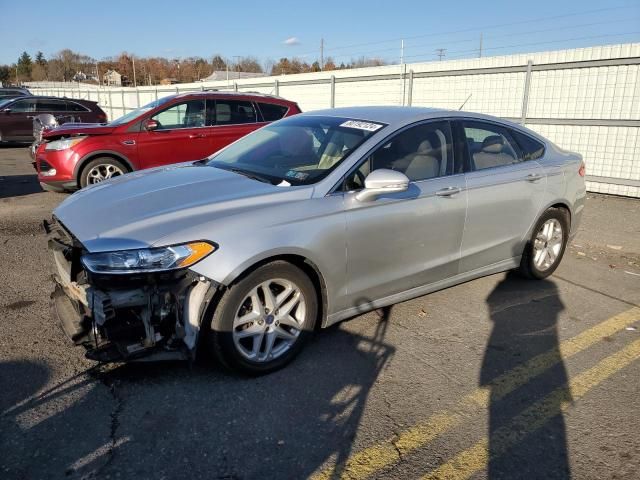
[45,218,218,363]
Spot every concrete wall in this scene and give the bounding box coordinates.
[26,43,640,197]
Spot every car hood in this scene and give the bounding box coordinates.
[43,123,115,138]
[54,164,312,252]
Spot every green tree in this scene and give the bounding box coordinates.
[210,54,226,71]
[17,51,32,80]
[35,51,46,66]
[0,65,10,86]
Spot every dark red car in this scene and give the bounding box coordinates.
[34,92,301,191]
[0,96,106,143]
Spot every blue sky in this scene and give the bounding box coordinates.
[1,0,639,65]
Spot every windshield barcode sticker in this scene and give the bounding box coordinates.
[340,120,383,132]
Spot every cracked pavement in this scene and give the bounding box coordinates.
[1,146,639,479]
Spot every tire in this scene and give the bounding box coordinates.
[79,157,128,188]
[205,261,318,375]
[519,207,569,279]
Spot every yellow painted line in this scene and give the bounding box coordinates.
[311,307,640,480]
[422,337,640,480]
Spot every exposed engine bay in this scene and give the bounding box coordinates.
[45,217,217,363]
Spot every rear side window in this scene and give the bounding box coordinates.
[211,100,257,125]
[258,102,288,121]
[510,129,545,161]
[463,121,521,171]
[65,101,89,112]
[35,99,67,112]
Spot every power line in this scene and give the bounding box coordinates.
[404,31,640,61]
[296,4,637,57]
[318,17,639,62]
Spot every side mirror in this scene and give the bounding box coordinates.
[2,108,11,114]
[144,119,159,131]
[355,169,409,202]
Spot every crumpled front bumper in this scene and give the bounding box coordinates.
[44,218,217,363]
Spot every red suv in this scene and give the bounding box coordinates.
[34,92,301,191]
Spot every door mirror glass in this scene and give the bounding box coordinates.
[144,119,159,131]
[355,169,409,202]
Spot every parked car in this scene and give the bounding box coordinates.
[0,96,106,143]
[34,92,301,191]
[47,106,586,374]
[0,87,32,98]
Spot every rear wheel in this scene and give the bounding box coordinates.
[79,157,128,188]
[519,208,569,279]
[205,261,318,375]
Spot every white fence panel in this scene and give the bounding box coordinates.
[24,42,640,197]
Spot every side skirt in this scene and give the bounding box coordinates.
[324,256,521,327]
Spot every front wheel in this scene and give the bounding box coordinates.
[519,207,569,279]
[79,157,128,188]
[205,261,318,375]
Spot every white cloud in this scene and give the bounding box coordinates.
[283,37,300,46]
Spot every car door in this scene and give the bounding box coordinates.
[1,98,37,140]
[207,99,266,156]
[136,99,210,169]
[341,120,467,310]
[457,119,546,273]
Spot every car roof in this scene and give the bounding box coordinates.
[173,91,294,103]
[3,95,95,102]
[299,105,530,131]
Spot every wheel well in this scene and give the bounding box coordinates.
[549,202,571,228]
[231,254,328,330]
[76,153,133,187]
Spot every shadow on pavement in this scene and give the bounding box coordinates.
[0,174,43,199]
[481,273,571,479]
[0,308,395,479]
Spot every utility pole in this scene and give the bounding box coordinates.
[479,33,483,58]
[320,37,324,70]
[400,39,404,65]
[132,56,137,87]
[233,55,241,79]
[435,48,446,61]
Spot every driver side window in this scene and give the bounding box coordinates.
[151,100,205,130]
[343,121,454,191]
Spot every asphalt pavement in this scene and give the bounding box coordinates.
[1,145,639,480]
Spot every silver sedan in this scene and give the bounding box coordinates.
[49,107,586,374]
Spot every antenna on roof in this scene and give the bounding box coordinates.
[459,94,472,110]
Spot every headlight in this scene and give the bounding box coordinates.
[81,242,216,274]
[45,136,87,151]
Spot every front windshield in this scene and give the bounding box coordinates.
[0,98,15,109]
[206,115,385,186]
[108,96,174,126]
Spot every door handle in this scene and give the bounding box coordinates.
[26,115,36,119]
[188,133,206,139]
[435,186,462,197]
[525,173,543,182]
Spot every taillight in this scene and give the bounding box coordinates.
[98,113,107,122]
[578,161,586,177]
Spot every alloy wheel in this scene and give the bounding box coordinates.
[232,278,307,362]
[87,163,124,183]
[533,218,564,271]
